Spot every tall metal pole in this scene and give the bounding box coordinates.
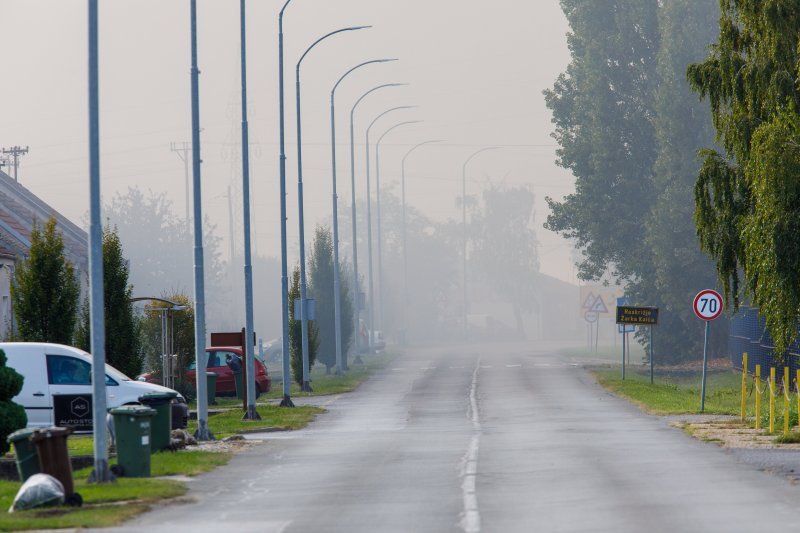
[348,83,406,361]
[461,147,498,338]
[87,0,110,483]
[296,26,370,391]
[701,321,709,412]
[400,140,442,339]
[330,60,396,374]
[365,106,414,352]
[277,0,294,407]
[375,121,422,335]
[239,0,259,420]
[190,0,211,440]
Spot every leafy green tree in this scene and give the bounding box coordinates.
[76,226,142,377]
[470,184,539,338]
[687,1,800,354]
[288,267,318,386]
[308,226,354,374]
[11,217,79,343]
[644,0,724,361]
[0,349,26,455]
[544,0,659,283]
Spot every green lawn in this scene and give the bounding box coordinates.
[187,404,324,439]
[594,367,743,415]
[264,353,396,399]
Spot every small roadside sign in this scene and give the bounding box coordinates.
[693,289,723,321]
[616,306,659,325]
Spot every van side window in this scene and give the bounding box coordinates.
[47,355,91,385]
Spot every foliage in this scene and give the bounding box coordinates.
[11,216,79,344]
[308,226,354,373]
[0,349,26,455]
[76,226,142,377]
[139,292,195,395]
[545,0,724,361]
[288,266,318,385]
[104,187,230,330]
[470,184,539,337]
[544,0,659,283]
[687,1,800,355]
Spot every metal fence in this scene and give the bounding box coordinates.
[730,306,800,375]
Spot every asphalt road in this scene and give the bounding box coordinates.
[109,341,800,532]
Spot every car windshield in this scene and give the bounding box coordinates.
[105,364,131,381]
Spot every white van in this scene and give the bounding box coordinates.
[2,342,186,428]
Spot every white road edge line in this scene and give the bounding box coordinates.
[460,357,482,533]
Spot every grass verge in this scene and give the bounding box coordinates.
[593,367,742,415]
[187,404,324,439]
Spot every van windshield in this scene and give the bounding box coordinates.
[105,364,131,381]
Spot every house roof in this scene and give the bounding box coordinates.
[0,169,88,271]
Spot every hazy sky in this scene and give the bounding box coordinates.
[1,0,576,283]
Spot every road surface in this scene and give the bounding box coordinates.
[109,341,800,532]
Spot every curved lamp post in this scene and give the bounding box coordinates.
[375,120,422,334]
[462,147,499,337]
[330,59,397,374]
[277,0,293,407]
[347,84,407,360]
[400,139,443,338]
[295,25,370,391]
[364,105,415,352]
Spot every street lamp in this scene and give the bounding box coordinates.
[400,140,443,338]
[375,120,422,333]
[461,147,499,337]
[330,59,397,374]
[277,0,293,407]
[295,25,370,391]
[348,83,407,361]
[87,0,112,481]
[238,0,259,420]
[365,105,415,352]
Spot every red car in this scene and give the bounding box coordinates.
[141,347,271,397]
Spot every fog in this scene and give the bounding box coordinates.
[1,1,579,342]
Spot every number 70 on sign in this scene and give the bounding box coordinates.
[693,289,723,321]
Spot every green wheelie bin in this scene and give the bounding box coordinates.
[206,372,218,405]
[6,428,40,482]
[232,370,243,399]
[138,391,177,452]
[109,405,155,478]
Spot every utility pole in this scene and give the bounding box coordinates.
[1,146,29,182]
[170,142,191,231]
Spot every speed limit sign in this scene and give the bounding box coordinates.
[693,289,723,321]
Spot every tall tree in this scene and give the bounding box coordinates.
[471,184,539,337]
[687,1,800,354]
[644,0,723,362]
[288,266,318,385]
[76,226,142,377]
[308,226,354,373]
[11,217,79,343]
[544,0,660,283]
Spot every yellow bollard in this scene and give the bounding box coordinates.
[741,353,748,421]
[784,367,790,436]
[770,367,776,434]
[755,365,762,430]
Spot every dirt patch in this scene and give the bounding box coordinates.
[676,419,800,449]
[191,437,259,454]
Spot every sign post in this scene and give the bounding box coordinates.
[615,300,659,381]
[693,289,723,412]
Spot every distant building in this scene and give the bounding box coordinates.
[0,169,87,338]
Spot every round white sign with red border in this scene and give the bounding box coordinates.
[693,289,723,321]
